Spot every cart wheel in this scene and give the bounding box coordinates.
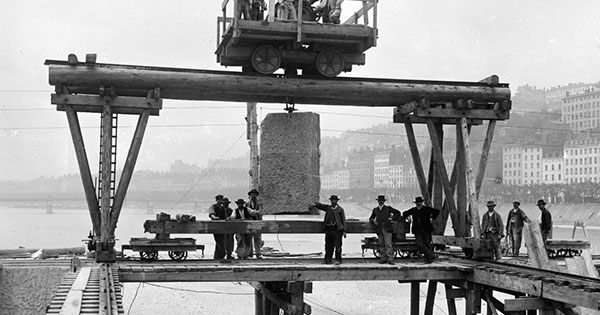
[315,50,345,77]
[168,251,188,261]
[140,251,158,261]
[372,249,381,259]
[251,45,281,75]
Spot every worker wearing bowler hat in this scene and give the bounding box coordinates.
[246,188,263,259]
[505,201,531,256]
[481,200,504,260]
[208,195,232,260]
[537,199,552,244]
[369,195,401,265]
[233,198,259,259]
[314,195,346,265]
[402,197,440,264]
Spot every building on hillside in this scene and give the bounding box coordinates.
[502,145,543,186]
[547,83,598,104]
[347,147,374,189]
[564,136,600,184]
[512,84,546,112]
[541,153,565,184]
[374,148,390,189]
[321,169,350,190]
[562,88,600,132]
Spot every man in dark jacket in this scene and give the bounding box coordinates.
[402,196,440,264]
[246,189,263,259]
[505,200,530,256]
[369,195,401,264]
[208,194,229,259]
[314,195,346,265]
[481,200,504,260]
[537,199,552,245]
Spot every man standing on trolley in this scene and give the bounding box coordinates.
[402,196,440,264]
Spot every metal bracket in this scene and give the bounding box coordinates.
[284,99,297,113]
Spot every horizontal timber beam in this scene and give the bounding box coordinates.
[143,219,405,235]
[504,297,575,311]
[45,60,511,107]
[53,94,162,115]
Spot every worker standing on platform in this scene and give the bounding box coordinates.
[369,195,401,265]
[538,199,552,245]
[221,198,235,259]
[237,0,251,20]
[246,189,263,259]
[233,199,258,259]
[402,197,440,264]
[314,195,346,265]
[276,0,297,20]
[208,194,230,260]
[481,200,504,260]
[505,200,531,256]
[314,0,343,24]
[250,0,266,20]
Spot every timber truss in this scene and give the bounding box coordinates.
[45,55,510,259]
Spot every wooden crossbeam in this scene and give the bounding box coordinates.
[504,297,575,311]
[414,107,509,120]
[394,115,484,125]
[52,94,162,115]
[248,282,312,315]
[143,219,407,235]
[404,122,432,205]
[424,281,437,315]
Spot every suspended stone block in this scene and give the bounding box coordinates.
[259,112,320,214]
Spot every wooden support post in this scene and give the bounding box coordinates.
[456,119,467,237]
[475,119,496,199]
[483,289,498,315]
[64,105,101,236]
[99,104,112,251]
[405,123,431,205]
[250,282,310,315]
[268,0,275,22]
[461,118,481,238]
[287,282,307,315]
[426,119,459,236]
[424,281,438,315]
[437,156,459,235]
[109,109,150,235]
[255,282,264,315]
[428,149,435,203]
[411,281,420,315]
[433,122,443,212]
[465,282,481,315]
[445,284,458,315]
[247,102,259,189]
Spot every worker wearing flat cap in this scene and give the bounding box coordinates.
[505,200,531,256]
[537,199,552,245]
[314,195,346,265]
[481,200,504,260]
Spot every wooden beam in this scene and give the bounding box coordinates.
[404,122,431,205]
[247,103,259,189]
[432,122,443,211]
[465,283,481,315]
[475,120,496,199]
[456,119,467,236]
[411,281,420,315]
[109,110,150,235]
[461,118,481,238]
[394,114,484,125]
[143,219,408,235]
[249,282,311,315]
[52,94,162,114]
[445,284,458,315]
[414,107,509,120]
[46,61,512,107]
[504,297,575,311]
[426,120,459,236]
[99,105,112,250]
[64,106,101,236]
[343,1,374,24]
[424,281,437,315]
[483,290,498,315]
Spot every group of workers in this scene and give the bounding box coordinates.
[209,190,553,264]
[482,198,553,260]
[208,189,263,260]
[237,0,344,25]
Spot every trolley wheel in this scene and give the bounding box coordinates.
[372,249,381,259]
[140,251,158,261]
[168,250,188,261]
[251,45,281,75]
[315,50,345,77]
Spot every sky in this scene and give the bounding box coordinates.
[1,0,599,181]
